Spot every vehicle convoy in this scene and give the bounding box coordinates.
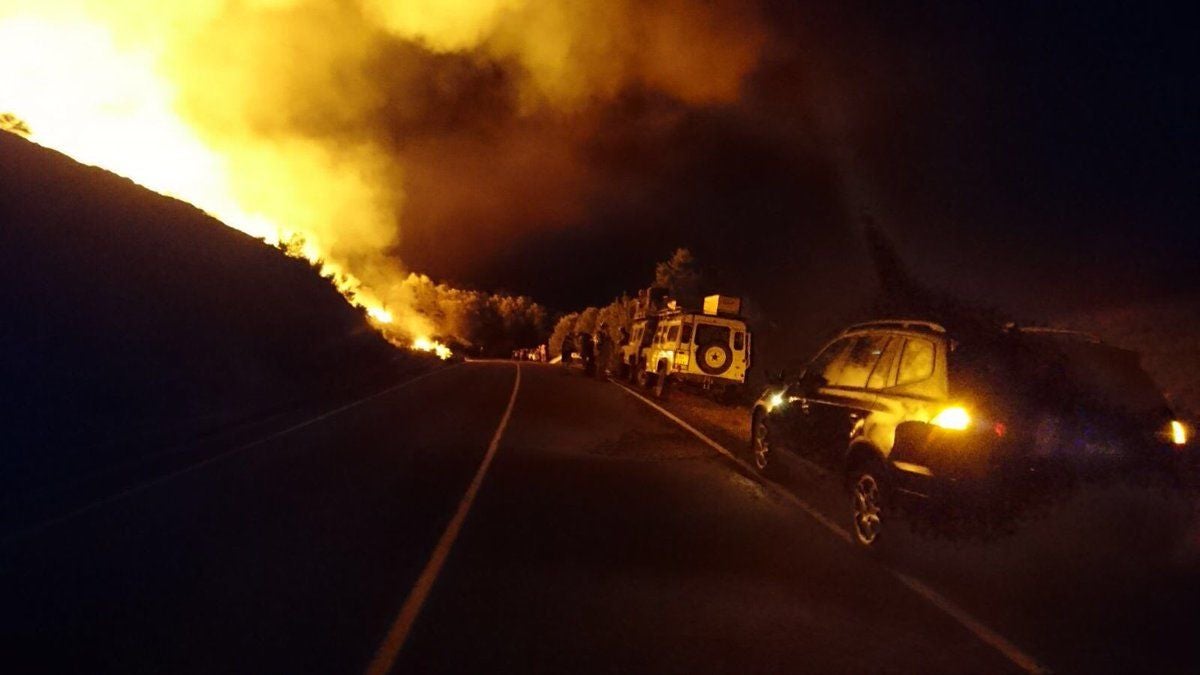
[622,290,751,400]
[750,319,1191,550]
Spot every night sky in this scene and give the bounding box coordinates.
[392,1,1197,318]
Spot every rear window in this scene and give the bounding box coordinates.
[1052,341,1166,415]
[694,323,731,346]
[681,325,693,343]
[733,331,745,351]
[950,333,1168,418]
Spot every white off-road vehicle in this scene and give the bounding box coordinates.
[637,295,750,400]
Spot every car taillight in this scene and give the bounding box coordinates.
[930,406,971,430]
[1171,420,1188,446]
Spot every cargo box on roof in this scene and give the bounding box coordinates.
[703,295,741,316]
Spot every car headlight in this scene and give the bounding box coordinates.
[767,392,785,411]
[930,406,971,430]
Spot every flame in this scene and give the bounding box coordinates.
[412,336,453,360]
[1,1,758,364]
[0,8,411,343]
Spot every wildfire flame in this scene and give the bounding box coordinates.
[0,4,440,354]
[411,336,453,360]
[2,1,761,365]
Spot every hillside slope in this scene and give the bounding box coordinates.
[0,132,425,493]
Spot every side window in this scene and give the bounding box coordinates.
[632,326,642,344]
[805,337,855,386]
[836,335,890,388]
[733,331,745,351]
[867,337,902,389]
[667,325,680,342]
[897,338,936,385]
[681,324,693,343]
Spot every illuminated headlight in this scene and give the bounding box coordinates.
[1171,420,1188,446]
[931,406,971,431]
[767,392,785,410]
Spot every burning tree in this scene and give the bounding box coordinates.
[0,112,31,137]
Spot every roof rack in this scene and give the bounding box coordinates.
[1008,325,1103,343]
[844,319,947,334]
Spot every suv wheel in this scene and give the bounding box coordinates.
[751,410,774,474]
[636,364,652,389]
[850,460,891,551]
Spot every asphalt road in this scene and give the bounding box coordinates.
[4,361,1185,673]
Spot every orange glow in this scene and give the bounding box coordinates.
[931,406,971,431]
[412,337,453,360]
[1171,420,1187,446]
[0,7,409,348]
[1,1,761,358]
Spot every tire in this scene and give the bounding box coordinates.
[697,342,733,375]
[750,409,778,476]
[636,364,653,389]
[653,364,669,399]
[849,458,895,553]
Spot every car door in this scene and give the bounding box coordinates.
[800,333,891,468]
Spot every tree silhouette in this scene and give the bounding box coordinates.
[654,247,702,309]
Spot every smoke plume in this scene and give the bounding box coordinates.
[1,0,766,343]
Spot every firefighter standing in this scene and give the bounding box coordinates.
[561,333,575,368]
[595,323,613,379]
[579,331,595,376]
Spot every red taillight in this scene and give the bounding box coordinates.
[993,422,1007,438]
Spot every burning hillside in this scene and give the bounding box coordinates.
[0,0,765,353]
[0,131,429,496]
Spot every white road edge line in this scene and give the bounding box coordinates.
[365,362,522,675]
[612,381,1049,675]
[3,364,462,545]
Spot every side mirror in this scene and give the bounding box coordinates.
[797,370,828,392]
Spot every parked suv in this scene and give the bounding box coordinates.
[619,316,658,382]
[751,319,1190,549]
[638,310,750,400]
